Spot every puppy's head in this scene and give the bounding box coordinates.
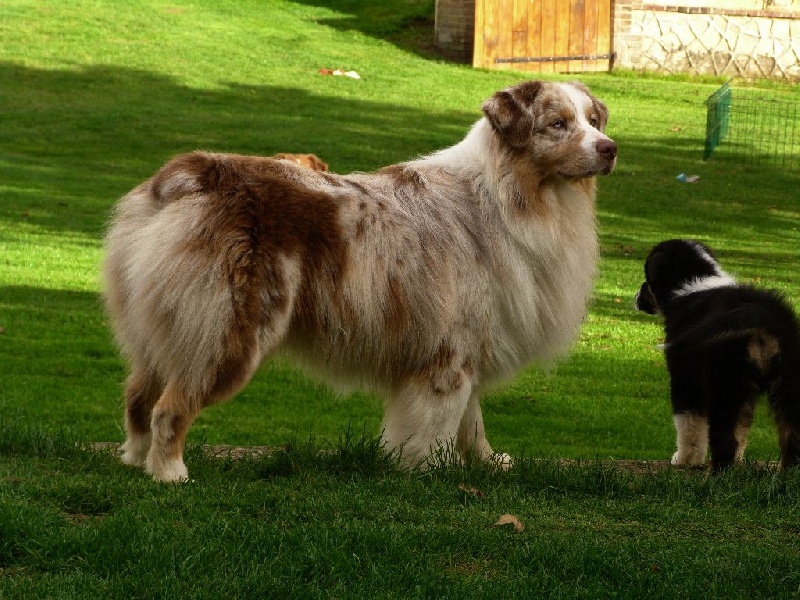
[482,80,617,178]
[635,239,725,315]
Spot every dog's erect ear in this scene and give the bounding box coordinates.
[645,251,670,284]
[482,81,543,149]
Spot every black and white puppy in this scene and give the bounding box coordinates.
[635,239,800,471]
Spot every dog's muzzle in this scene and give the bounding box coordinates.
[596,139,617,174]
[634,282,658,314]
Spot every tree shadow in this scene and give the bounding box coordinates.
[285,0,442,60]
[0,61,478,238]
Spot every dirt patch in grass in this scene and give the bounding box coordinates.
[91,443,779,474]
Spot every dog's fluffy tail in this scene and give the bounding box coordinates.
[150,151,234,204]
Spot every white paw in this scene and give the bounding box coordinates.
[492,452,513,471]
[672,451,705,466]
[120,438,149,467]
[145,456,189,483]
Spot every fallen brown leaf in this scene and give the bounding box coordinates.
[494,513,524,532]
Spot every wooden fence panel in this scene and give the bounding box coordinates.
[473,0,613,73]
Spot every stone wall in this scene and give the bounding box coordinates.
[436,1,799,79]
[614,1,800,80]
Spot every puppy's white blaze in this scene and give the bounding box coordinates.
[673,273,737,298]
[671,413,708,466]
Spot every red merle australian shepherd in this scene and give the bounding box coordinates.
[103,80,617,482]
[635,239,800,471]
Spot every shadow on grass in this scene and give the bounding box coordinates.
[286,0,441,60]
[0,285,120,388]
[2,61,798,244]
[0,61,476,237]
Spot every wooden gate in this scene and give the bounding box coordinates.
[473,0,613,73]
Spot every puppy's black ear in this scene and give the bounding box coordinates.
[692,240,716,260]
[482,81,542,149]
[645,251,670,283]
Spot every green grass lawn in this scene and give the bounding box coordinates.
[4,424,800,599]
[1,0,800,596]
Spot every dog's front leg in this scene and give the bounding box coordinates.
[381,376,473,470]
[120,367,162,468]
[671,412,708,466]
[457,392,511,469]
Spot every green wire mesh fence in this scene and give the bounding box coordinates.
[704,80,800,169]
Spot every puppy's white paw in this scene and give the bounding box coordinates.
[672,450,705,466]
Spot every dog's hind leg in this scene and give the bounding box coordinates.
[120,366,163,468]
[769,377,800,469]
[707,386,753,472]
[143,289,295,483]
[144,329,279,483]
[734,399,755,461]
[457,392,511,469]
[145,381,198,483]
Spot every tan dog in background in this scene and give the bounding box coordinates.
[104,80,617,482]
[271,153,328,172]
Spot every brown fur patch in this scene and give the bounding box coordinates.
[211,155,344,337]
[419,344,465,396]
[154,153,348,396]
[124,370,163,435]
[747,330,780,371]
[379,164,428,193]
[482,85,540,149]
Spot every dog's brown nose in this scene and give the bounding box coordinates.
[596,139,617,159]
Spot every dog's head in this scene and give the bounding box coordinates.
[482,80,616,178]
[635,239,731,315]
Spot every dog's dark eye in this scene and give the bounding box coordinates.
[589,116,599,128]
[551,119,566,130]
